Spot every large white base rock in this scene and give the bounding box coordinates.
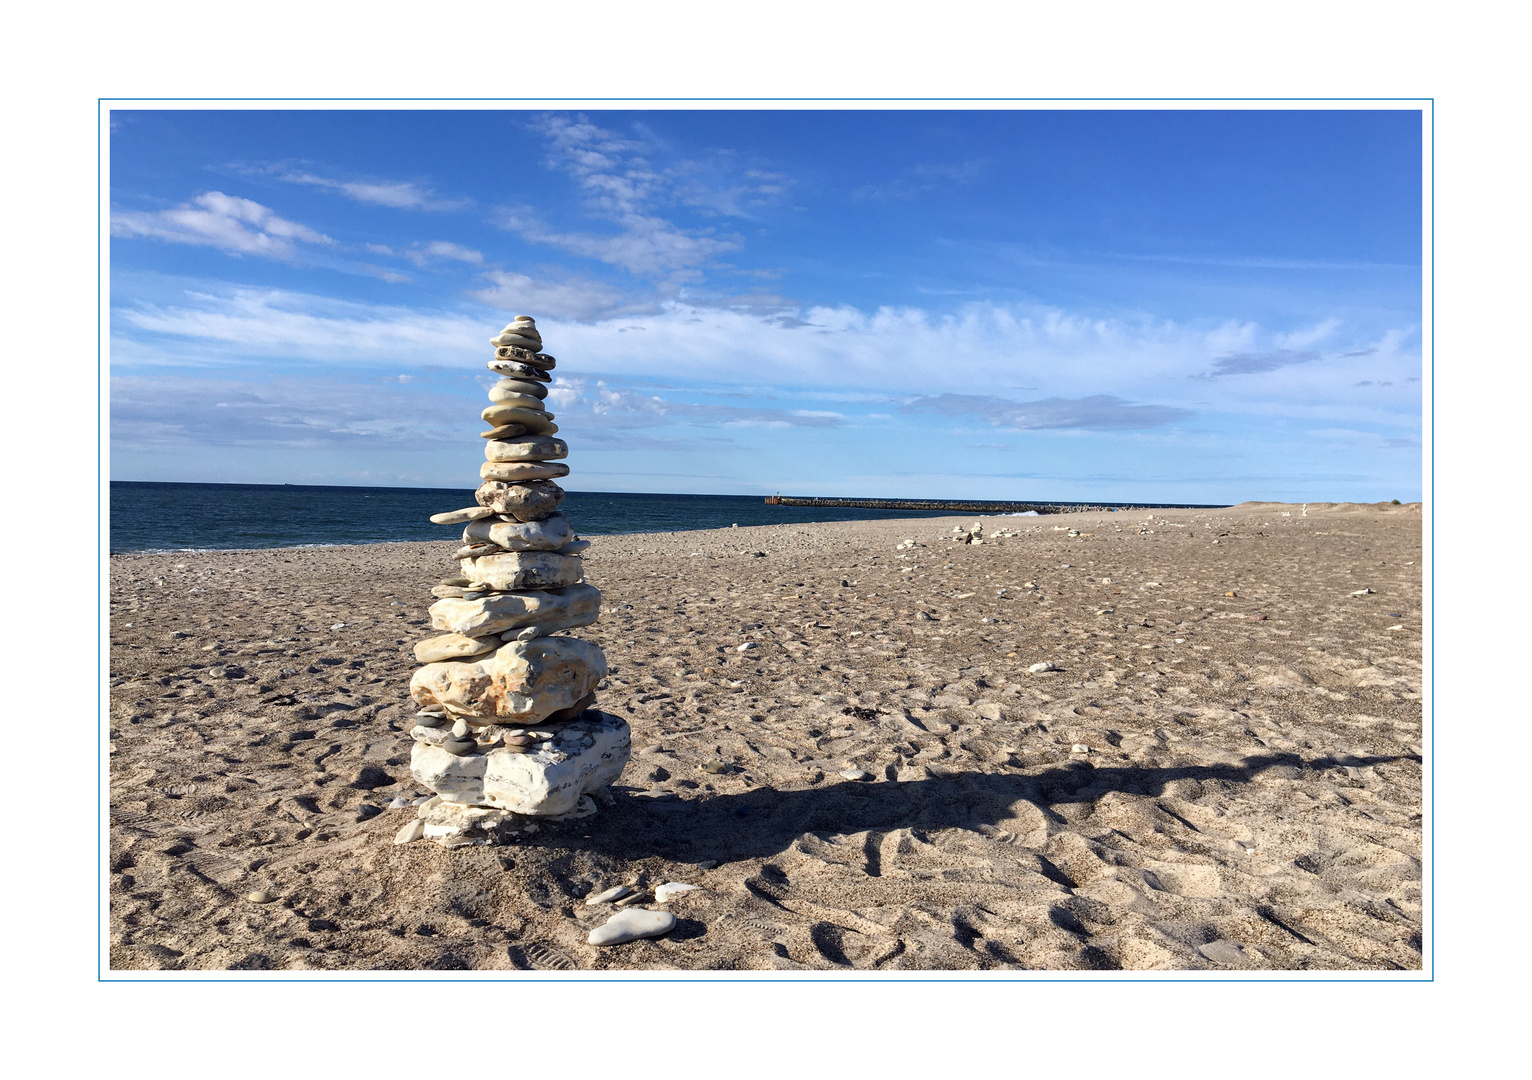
[410,635,606,722]
[411,710,630,817]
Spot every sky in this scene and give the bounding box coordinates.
[108,108,1424,502]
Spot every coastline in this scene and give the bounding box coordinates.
[107,500,1423,971]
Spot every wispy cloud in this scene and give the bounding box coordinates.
[112,192,333,258]
[403,240,484,267]
[902,392,1191,431]
[549,378,845,431]
[110,282,1422,437]
[268,167,470,211]
[1199,349,1319,378]
[467,270,633,322]
[495,115,796,280]
[111,373,473,450]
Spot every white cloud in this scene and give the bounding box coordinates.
[277,170,469,211]
[111,192,333,258]
[109,282,1421,432]
[404,240,484,267]
[496,114,787,278]
[111,373,473,450]
[467,270,632,322]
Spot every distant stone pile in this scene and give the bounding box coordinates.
[400,316,629,848]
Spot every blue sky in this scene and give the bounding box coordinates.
[109,108,1423,502]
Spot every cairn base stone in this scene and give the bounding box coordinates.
[411,710,630,817]
[409,634,607,722]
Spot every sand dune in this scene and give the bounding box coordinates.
[107,501,1423,971]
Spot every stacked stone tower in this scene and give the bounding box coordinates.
[404,317,629,847]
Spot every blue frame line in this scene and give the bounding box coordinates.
[98,96,1433,980]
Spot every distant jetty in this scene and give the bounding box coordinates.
[763,495,1227,515]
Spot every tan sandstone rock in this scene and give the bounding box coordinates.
[429,583,601,637]
[484,436,568,463]
[461,513,574,551]
[480,460,571,482]
[409,636,608,722]
[413,632,502,663]
[459,549,582,591]
[475,479,565,520]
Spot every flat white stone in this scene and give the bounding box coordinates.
[462,513,574,551]
[431,506,497,525]
[430,583,601,637]
[654,882,699,902]
[480,459,571,482]
[482,404,557,435]
[557,539,591,555]
[411,711,630,816]
[487,387,546,409]
[394,819,425,845]
[461,550,582,591]
[588,907,676,946]
[410,636,607,722]
[586,885,633,906]
[1029,662,1059,673]
[484,436,568,463]
[495,377,548,400]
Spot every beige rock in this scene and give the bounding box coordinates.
[430,583,601,637]
[484,436,568,463]
[410,710,629,815]
[495,377,548,400]
[491,332,542,350]
[462,512,573,551]
[430,506,497,525]
[413,632,502,663]
[480,459,571,482]
[487,387,546,409]
[475,478,565,520]
[480,423,528,440]
[459,549,582,591]
[481,404,556,434]
[409,636,608,722]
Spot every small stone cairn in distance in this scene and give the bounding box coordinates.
[403,316,630,848]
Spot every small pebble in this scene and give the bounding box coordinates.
[696,859,719,870]
[840,768,873,781]
[394,819,425,844]
[1071,743,1090,754]
[699,759,731,774]
[1028,662,1059,673]
[737,642,757,652]
[388,794,410,810]
[247,890,276,904]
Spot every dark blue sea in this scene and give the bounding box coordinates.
[108,482,972,553]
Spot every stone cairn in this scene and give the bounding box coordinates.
[401,316,630,848]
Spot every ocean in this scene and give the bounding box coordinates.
[108,482,972,553]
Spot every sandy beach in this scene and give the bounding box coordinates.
[106,500,1423,972]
